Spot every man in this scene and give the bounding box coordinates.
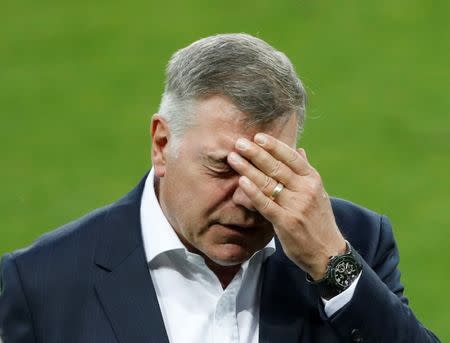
[0,33,440,342]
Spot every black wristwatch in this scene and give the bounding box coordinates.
[306,241,362,299]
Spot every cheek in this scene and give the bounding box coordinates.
[183,177,232,218]
[171,169,232,207]
[166,168,227,220]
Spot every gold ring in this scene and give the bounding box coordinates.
[270,182,284,200]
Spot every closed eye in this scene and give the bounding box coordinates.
[201,152,237,177]
[207,166,236,178]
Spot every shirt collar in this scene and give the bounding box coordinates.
[140,168,276,265]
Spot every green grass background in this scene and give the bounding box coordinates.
[1,0,449,339]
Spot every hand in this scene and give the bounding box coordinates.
[227,133,347,280]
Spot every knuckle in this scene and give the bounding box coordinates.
[268,159,282,178]
[261,175,273,193]
[310,179,321,193]
[261,197,271,211]
[288,149,300,163]
[304,189,315,203]
[303,182,319,201]
[311,167,321,180]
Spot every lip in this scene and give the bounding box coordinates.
[217,223,258,232]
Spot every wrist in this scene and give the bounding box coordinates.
[306,240,362,299]
[308,238,348,281]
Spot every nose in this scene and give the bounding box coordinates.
[232,185,257,212]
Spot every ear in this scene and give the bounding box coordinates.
[151,114,171,177]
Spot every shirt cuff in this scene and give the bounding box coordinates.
[321,272,362,317]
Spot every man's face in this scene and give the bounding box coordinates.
[152,95,298,266]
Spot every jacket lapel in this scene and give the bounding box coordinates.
[259,240,314,343]
[93,175,170,343]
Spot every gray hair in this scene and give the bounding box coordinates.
[158,33,307,144]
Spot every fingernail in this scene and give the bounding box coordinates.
[228,152,242,165]
[236,138,250,150]
[254,133,267,145]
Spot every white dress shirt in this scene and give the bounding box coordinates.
[140,169,360,343]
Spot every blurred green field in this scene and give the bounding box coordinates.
[1,0,449,340]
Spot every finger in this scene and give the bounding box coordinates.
[297,148,307,161]
[238,176,282,225]
[232,186,257,211]
[253,133,312,176]
[228,151,280,196]
[234,138,300,189]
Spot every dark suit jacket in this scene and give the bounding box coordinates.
[0,175,440,342]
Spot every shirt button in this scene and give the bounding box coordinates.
[350,329,363,342]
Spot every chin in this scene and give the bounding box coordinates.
[208,244,253,266]
[209,257,243,267]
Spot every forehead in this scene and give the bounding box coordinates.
[186,95,298,158]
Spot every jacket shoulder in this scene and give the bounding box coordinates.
[7,173,147,276]
[8,204,111,270]
[330,197,383,232]
[330,197,391,264]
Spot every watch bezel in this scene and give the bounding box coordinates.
[329,254,362,290]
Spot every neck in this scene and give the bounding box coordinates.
[205,259,241,289]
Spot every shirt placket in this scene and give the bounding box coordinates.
[213,270,242,343]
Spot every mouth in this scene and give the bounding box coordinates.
[216,223,259,233]
[221,219,258,226]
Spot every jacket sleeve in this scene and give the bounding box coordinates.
[326,215,441,342]
[0,254,36,343]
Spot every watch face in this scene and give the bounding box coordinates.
[332,255,360,288]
